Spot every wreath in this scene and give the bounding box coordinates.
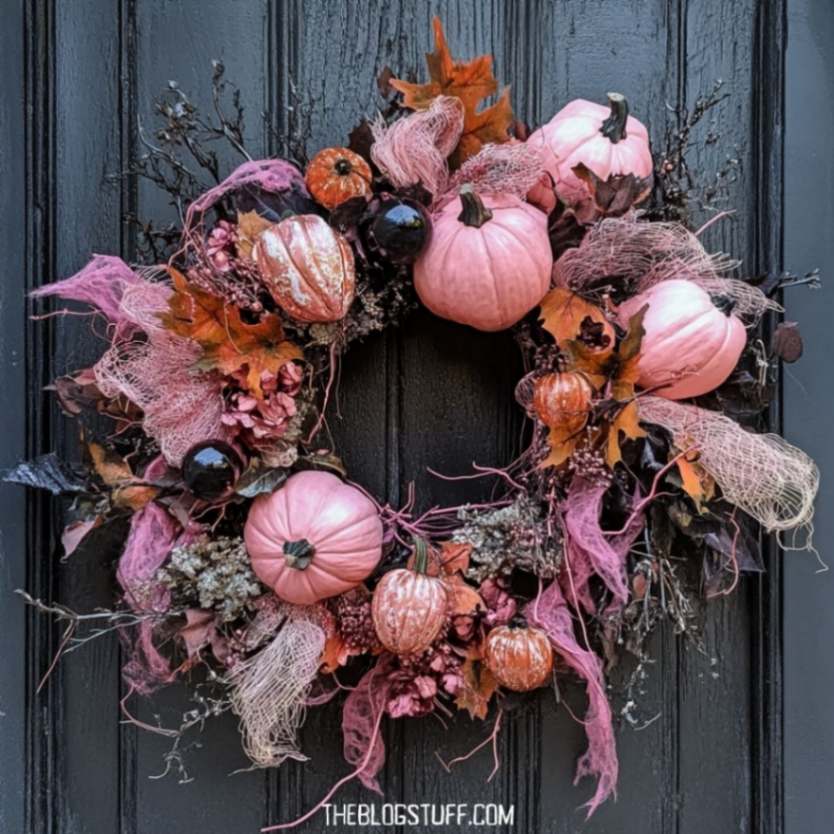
[7,17,820,831]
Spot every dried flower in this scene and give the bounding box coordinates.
[158,535,263,622]
[331,587,381,654]
[453,496,562,582]
[385,640,464,718]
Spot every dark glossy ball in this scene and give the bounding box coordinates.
[367,197,431,264]
[182,441,243,502]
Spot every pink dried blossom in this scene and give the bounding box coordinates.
[206,220,236,273]
[480,578,517,626]
[278,361,303,396]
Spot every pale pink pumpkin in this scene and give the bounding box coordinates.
[253,214,355,322]
[413,187,552,332]
[244,470,382,605]
[371,539,448,655]
[617,279,747,400]
[527,93,653,206]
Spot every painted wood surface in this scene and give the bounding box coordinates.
[2,1,823,833]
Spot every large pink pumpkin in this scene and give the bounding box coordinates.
[244,470,382,605]
[527,93,653,206]
[413,187,552,332]
[617,279,747,400]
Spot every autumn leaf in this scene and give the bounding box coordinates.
[539,287,614,368]
[605,400,646,468]
[540,424,582,469]
[236,210,273,259]
[160,268,302,398]
[390,17,514,166]
[455,659,498,720]
[439,541,472,575]
[444,574,484,616]
[675,448,715,511]
[88,442,133,486]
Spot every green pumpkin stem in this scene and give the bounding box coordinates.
[457,185,493,228]
[412,537,431,574]
[600,92,629,143]
[283,538,315,570]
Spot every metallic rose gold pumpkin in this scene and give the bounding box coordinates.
[371,540,448,655]
[253,214,356,322]
[533,371,593,433]
[484,625,554,692]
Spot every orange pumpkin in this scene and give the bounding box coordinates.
[371,539,448,655]
[484,625,554,692]
[305,147,373,210]
[533,371,593,433]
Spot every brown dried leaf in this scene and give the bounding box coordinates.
[455,658,498,720]
[676,450,716,511]
[236,210,272,259]
[88,442,133,486]
[572,163,653,217]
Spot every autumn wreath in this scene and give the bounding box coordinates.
[8,17,820,831]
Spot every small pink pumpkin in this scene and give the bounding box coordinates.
[617,279,747,400]
[244,470,382,605]
[413,186,552,332]
[527,93,653,206]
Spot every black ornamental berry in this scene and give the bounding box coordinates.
[182,441,243,502]
[366,197,431,264]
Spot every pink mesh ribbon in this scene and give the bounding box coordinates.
[117,503,180,694]
[525,581,617,815]
[371,96,464,197]
[185,158,308,228]
[553,216,779,322]
[342,656,395,794]
[561,475,644,613]
[445,141,546,203]
[31,255,147,337]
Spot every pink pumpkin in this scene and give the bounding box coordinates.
[527,93,653,206]
[244,470,382,605]
[617,279,747,400]
[413,187,552,331]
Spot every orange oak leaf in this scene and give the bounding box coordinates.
[540,423,583,469]
[675,448,715,511]
[159,268,302,398]
[455,658,498,720]
[439,541,472,575]
[606,400,646,468]
[390,17,514,166]
[443,574,484,616]
[539,287,614,363]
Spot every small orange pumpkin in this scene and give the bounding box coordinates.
[305,147,373,210]
[371,539,449,655]
[533,371,593,433]
[484,625,554,692]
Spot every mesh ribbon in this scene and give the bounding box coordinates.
[553,216,780,322]
[229,605,326,767]
[186,158,308,221]
[32,255,147,337]
[525,581,617,815]
[446,141,546,203]
[342,655,395,794]
[562,476,645,613]
[371,96,464,197]
[639,396,818,542]
[117,503,180,694]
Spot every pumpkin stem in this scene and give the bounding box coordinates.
[412,537,431,574]
[600,92,629,143]
[457,185,493,228]
[283,539,315,570]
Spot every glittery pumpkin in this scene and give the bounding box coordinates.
[305,147,373,210]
